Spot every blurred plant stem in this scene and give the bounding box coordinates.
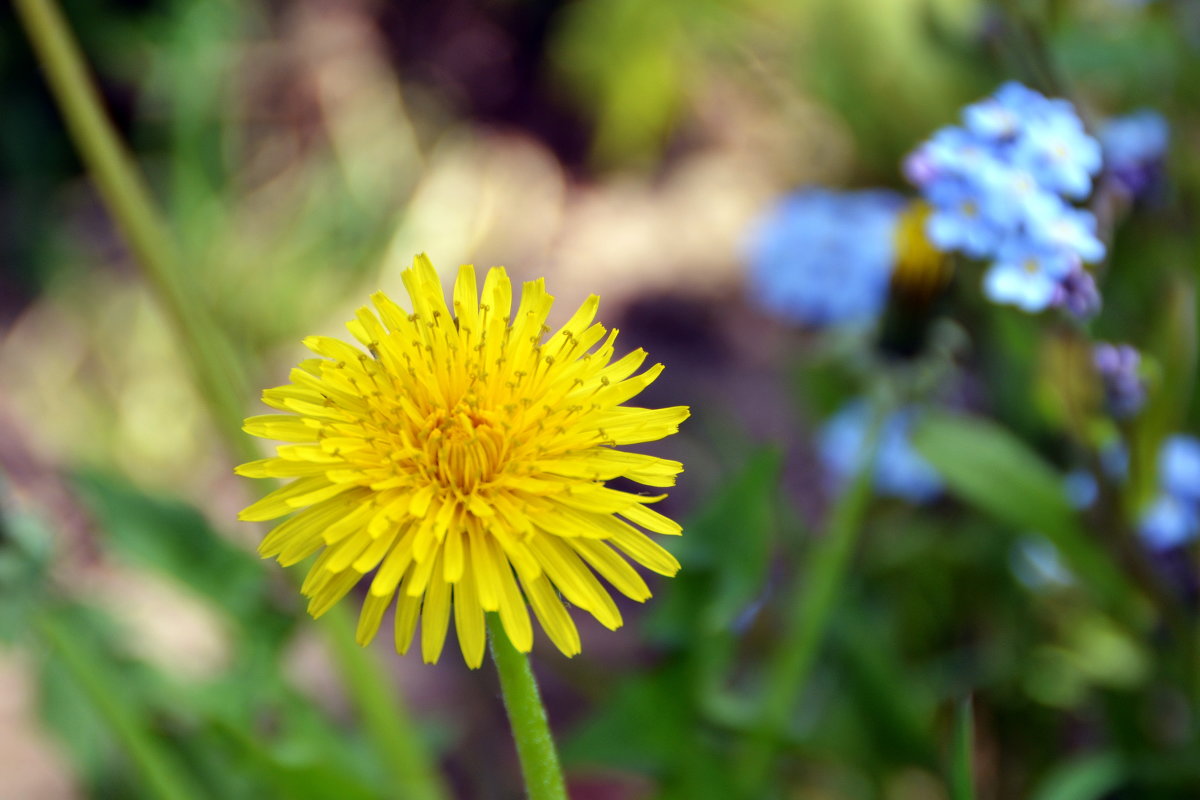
[950,697,977,800]
[35,612,204,800]
[736,392,890,798]
[12,0,253,465]
[322,608,450,800]
[993,0,1067,99]
[15,5,447,799]
[487,615,569,800]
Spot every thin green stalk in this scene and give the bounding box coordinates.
[322,607,449,800]
[737,395,888,797]
[13,0,252,463]
[994,0,1068,98]
[949,697,976,800]
[17,5,446,797]
[36,613,203,800]
[488,615,568,800]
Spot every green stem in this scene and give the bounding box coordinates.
[36,613,203,800]
[488,615,568,800]
[322,607,449,800]
[949,697,976,800]
[994,0,1067,98]
[16,5,446,797]
[737,395,889,797]
[12,0,253,464]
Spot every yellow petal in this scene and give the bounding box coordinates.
[453,264,480,342]
[307,570,361,618]
[394,587,423,655]
[619,503,683,535]
[243,414,320,442]
[355,591,393,646]
[370,531,416,597]
[568,539,651,602]
[590,405,691,445]
[421,557,452,664]
[453,569,487,668]
[234,458,334,479]
[259,497,347,559]
[528,536,621,630]
[469,530,502,611]
[443,527,465,583]
[239,476,328,521]
[522,573,580,657]
[490,537,533,651]
[607,524,680,577]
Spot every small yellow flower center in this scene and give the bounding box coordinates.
[891,201,953,300]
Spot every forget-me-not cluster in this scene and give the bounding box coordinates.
[904,82,1105,315]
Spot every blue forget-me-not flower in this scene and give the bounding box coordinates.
[904,82,1105,316]
[1093,342,1146,419]
[1139,435,1200,549]
[1100,110,1169,197]
[747,189,906,327]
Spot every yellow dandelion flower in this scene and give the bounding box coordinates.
[236,255,688,668]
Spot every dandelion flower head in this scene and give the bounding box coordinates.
[237,256,689,667]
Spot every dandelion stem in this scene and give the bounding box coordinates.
[16,5,446,798]
[36,613,203,800]
[737,394,889,797]
[488,614,569,800]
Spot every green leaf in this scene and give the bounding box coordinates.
[645,448,782,646]
[37,607,138,784]
[1029,754,1125,800]
[694,448,783,632]
[563,664,734,800]
[832,613,938,769]
[206,717,383,800]
[0,478,54,643]
[71,471,284,628]
[36,605,206,800]
[911,412,1142,621]
[563,670,686,773]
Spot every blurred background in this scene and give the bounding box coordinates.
[2,0,1199,797]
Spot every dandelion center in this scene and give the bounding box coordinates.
[421,408,505,493]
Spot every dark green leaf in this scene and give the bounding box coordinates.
[71,470,285,628]
[1029,754,1125,800]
